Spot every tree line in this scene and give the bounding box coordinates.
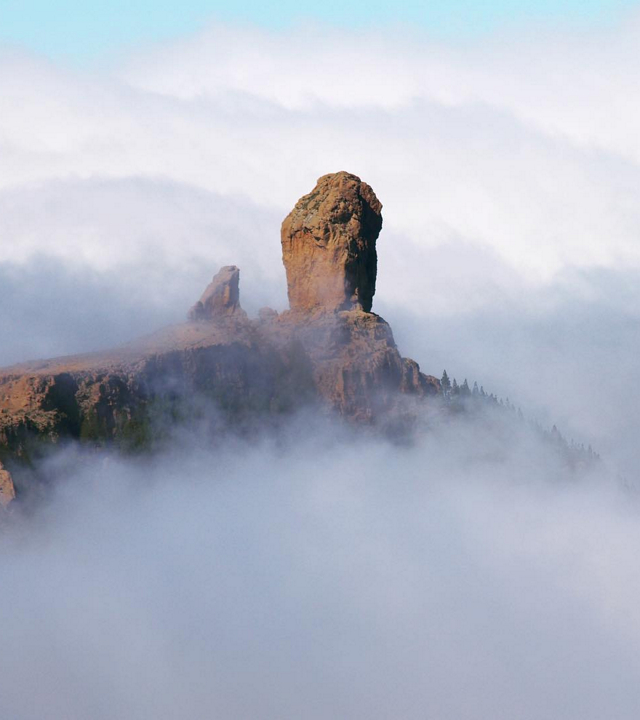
[439,369,600,467]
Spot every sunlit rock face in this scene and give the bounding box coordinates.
[281,171,383,314]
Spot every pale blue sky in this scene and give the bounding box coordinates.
[0,0,637,60]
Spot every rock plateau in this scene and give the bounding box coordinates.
[0,172,440,506]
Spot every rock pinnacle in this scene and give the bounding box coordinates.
[281,171,383,313]
[188,265,243,321]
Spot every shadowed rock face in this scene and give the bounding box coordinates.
[0,171,439,506]
[281,172,383,313]
[188,266,244,321]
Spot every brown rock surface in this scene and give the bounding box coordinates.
[271,310,439,425]
[281,171,383,313]
[188,265,245,321]
[0,461,15,508]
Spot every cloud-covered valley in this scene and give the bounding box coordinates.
[0,418,637,720]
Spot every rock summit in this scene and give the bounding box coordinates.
[281,171,382,313]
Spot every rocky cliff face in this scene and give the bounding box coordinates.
[0,172,439,505]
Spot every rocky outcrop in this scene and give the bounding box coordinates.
[271,310,439,425]
[188,265,245,321]
[0,461,15,508]
[281,172,382,313]
[0,171,440,504]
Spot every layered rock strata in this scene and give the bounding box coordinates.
[0,172,439,504]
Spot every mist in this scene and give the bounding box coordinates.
[1,412,638,720]
[3,12,640,720]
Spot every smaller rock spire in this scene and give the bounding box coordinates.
[188,265,243,321]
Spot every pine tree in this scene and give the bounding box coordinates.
[441,370,451,396]
[460,379,471,396]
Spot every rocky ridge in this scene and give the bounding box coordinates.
[0,172,440,505]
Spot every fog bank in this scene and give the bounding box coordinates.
[0,414,637,720]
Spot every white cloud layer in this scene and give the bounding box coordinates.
[1,421,637,720]
[2,17,640,284]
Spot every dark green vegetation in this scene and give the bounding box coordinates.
[440,369,600,469]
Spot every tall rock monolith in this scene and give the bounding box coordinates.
[281,171,383,313]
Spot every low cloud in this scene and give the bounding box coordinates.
[0,415,636,720]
